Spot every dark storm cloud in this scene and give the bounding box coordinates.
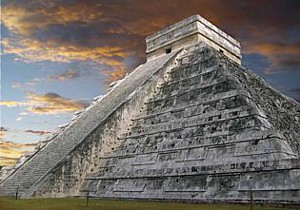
[2,0,300,77]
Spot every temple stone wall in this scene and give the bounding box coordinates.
[30,44,300,203]
[146,15,241,64]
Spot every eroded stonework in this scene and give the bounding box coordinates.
[1,15,299,204]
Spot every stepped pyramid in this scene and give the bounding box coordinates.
[1,15,300,204]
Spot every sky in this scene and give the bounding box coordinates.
[1,0,300,166]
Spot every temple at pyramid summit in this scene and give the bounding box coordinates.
[1,15,300,204]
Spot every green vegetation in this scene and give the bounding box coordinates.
[0,197,292,210]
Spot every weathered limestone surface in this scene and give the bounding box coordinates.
[0,50,179,197]
[1,15,299,204]
[25,43,300,203]
[146,15,241,64]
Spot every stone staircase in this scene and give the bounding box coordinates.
[0,51,180,197]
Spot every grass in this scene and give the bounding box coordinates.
[0,197,293,210]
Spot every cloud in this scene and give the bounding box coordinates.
[0,92,89,115]
[48,69,80,81]
[0,128,50,166]
[0,101,28,107]
[0,141,37,166]
[104,67,127,84]
[27,92,89,114]
[2,37,127,64]
[244,41,300,74]
[11,82,22,89]
[1,0,144,83]
[24,129,51,135]
[0,157,20,166]
[0,127,8,139]
[245,42,300,56]
[22,68,82,88]
[0,141,37,150]
[25,77,45,86]
[264,55,300,74]
[102,58,128,83]
[1,0,103,35]
[16,117,23,121]
[1,0,300,79]
[1,0,133,84]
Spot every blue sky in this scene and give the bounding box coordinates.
[1,0,300,165]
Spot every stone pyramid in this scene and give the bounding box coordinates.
[1,15,299,204]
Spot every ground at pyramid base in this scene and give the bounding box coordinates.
[1,15,299,204]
